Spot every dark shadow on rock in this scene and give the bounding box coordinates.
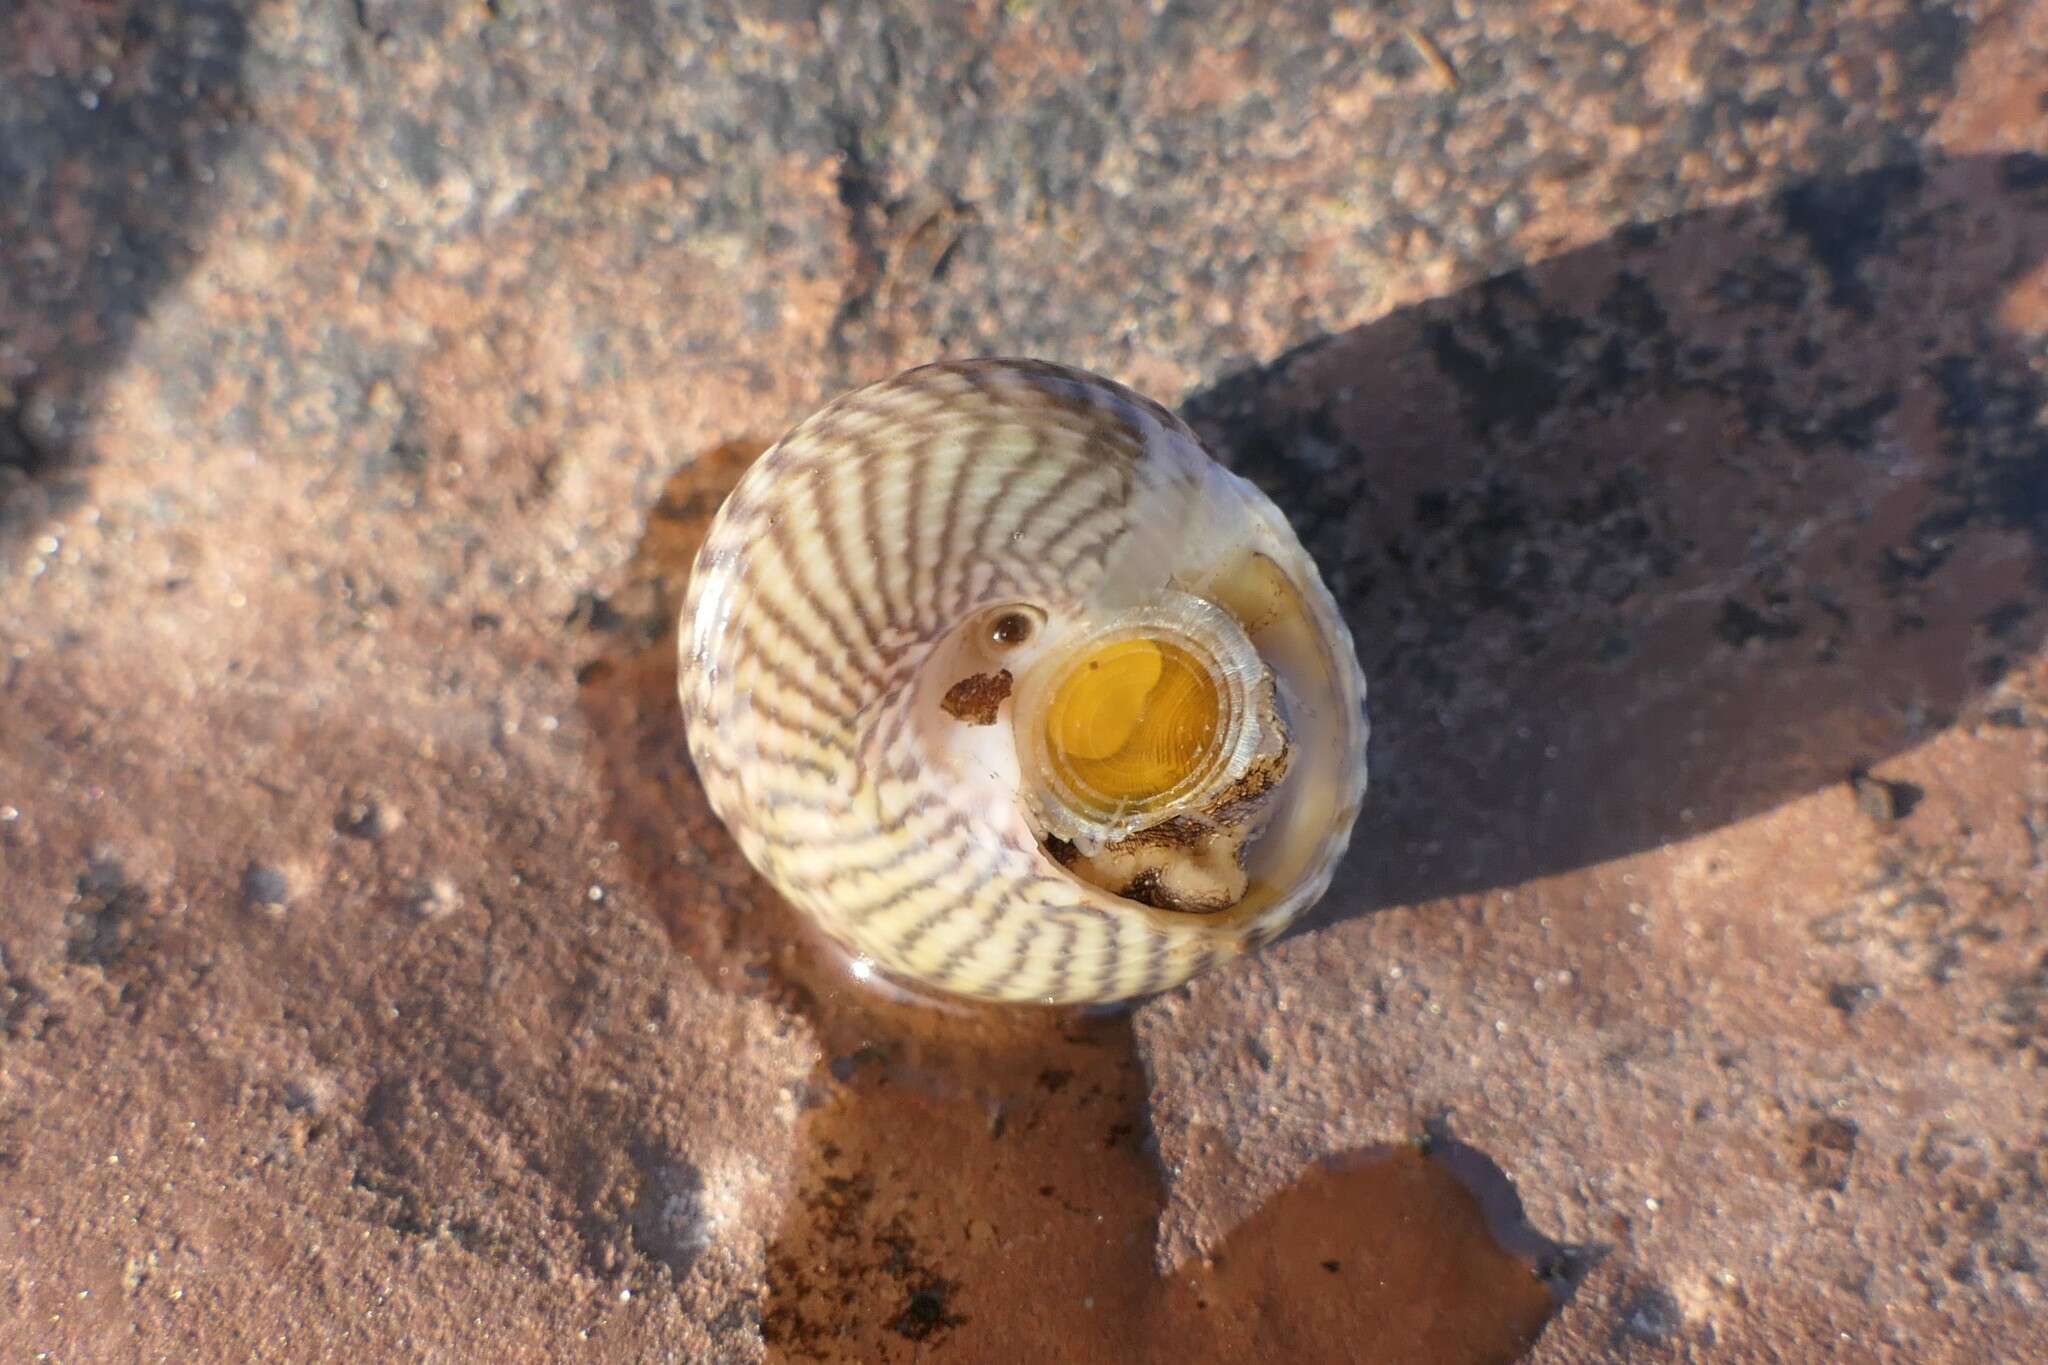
[1422,1114,1602,1306]
[0,2,253,554]
[1182,152,2048,921]
[579,449,1578,1362]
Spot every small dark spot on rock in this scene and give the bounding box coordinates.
[1986,707,2029,729]
[828,1042,885,1084]
[64,861,147,969]
[1716,597,1802,647]
[1776,164,1923,311]
[243,863,292,911]
[281,1077,326,1114]
[1615,1283,1683,1344]
[1321,1258,1342,1273]
[1426,278,1579,436]
[1851,769,1923,823]
[629,1160,710,1278]
[1980,601,2030,639]
[565,591,626,633]
[1373,34,1420,79]
[336,795,401,840]
[940,669,1011,725]
[1536,1251,1585,1291]
[1037,1067,1073,1094]
[0,386,66,478]
[886,1283,962,1342]
[1998,151,2048,192]
[2,966,55,1042]
[1828,981,1880,1016]
[1800,1116,1859,1192]
[1617,220,1662,250]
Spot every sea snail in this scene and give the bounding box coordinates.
[679,359,1368,1004]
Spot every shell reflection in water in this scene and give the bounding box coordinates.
[679,359,1368,1004]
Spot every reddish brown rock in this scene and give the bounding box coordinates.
[4,0,2046,1360]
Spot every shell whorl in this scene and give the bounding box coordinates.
[679,359,1366,1004]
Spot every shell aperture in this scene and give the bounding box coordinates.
[678,359,1368,1004]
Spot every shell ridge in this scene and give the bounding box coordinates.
[757,504,886,694]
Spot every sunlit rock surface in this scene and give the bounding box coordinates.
[4,1,2045,1359]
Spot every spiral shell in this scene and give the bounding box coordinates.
[679,359,1367,1004]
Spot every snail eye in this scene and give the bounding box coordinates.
[986,607,1042,650]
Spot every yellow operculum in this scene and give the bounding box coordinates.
[1047,639,1222,803]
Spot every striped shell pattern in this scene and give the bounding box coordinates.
[679,359,1368,1004]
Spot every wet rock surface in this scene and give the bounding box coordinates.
[4,0,2046,1359]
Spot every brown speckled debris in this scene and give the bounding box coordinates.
[3,0,2047,1360]
[939,669,1012,726]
